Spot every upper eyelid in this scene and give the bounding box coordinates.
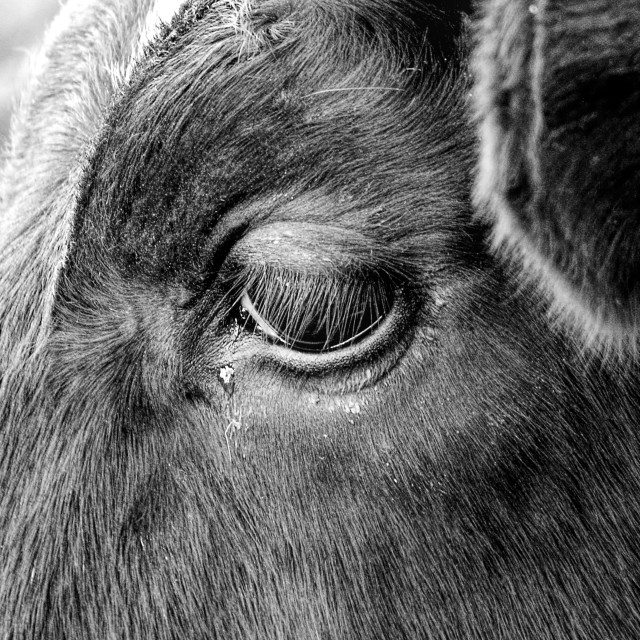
[226,221,409,279]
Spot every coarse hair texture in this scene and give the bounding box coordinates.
[2,1,640,639]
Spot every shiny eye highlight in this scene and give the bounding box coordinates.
[235,270,395,354]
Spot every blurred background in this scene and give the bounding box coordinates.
[0,0,59,147]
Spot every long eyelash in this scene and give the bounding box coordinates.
[223,264,394,350]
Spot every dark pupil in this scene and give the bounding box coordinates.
[244,276,394,353]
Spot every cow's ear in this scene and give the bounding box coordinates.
[473,0,640,348]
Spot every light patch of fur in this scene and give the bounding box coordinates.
[226,0,261,58]
[528,0,546,189]
[0,0,180,375]
[223,0,294,59]
[489,212,640,360]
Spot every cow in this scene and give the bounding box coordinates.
[0,1,638,638]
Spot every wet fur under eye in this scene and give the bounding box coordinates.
[234,268,395,353]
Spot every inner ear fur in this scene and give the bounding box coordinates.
[473,0,640,349]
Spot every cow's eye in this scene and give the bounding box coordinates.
[237,272,394,353]
[209,222,414,382]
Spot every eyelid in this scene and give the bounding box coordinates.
[229,221,407,279]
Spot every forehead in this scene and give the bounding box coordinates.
[72,0,472,282]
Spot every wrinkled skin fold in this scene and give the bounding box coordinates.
[0,1,639,638]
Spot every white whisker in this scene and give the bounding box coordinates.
[304,86,403,97]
